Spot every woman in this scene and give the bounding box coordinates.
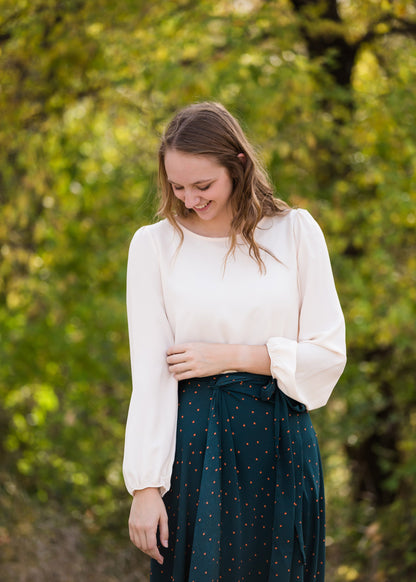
[123,102,346,581]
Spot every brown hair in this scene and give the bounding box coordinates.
[158,102,290,270]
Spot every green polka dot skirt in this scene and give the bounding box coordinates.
[151,373,325,581]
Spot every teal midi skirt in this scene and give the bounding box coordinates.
[151,373,325,581]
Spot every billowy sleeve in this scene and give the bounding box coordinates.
[123,226,177,496]
[266,209,346,410]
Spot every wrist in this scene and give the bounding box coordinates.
[218,344,250,372]
[218,343,244,372]
[133,487,162,498]
[233,344,249,372]
[224,344,271,376]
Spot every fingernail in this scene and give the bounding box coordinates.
[162,539,169,548]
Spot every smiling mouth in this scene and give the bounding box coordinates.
[194,201,211,210]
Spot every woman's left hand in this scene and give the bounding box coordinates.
[166,342,230,380]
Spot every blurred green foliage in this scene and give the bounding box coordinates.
[1,0,415,580]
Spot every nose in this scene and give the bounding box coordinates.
[183,190,201,209]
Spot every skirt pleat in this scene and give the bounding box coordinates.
[151,373,325,582]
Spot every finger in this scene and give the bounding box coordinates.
[139,544,164,565]
[169,366,198,380]
[129,521,146,552]
[168,361,193,373]
[173,369,198,381]
[144,530,164,564]
[129,523,137,547]
[166,352,188,364]
[167,344,189,356]
[131,524,163,564]
[159,511,169,549]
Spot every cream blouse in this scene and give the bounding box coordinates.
[123,209,346,495]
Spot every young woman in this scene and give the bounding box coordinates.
[123,102,346,581]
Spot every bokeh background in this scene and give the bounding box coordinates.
[1,0,415,580]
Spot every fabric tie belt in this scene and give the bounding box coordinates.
[189,372,307,581]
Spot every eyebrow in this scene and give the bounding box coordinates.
[167,178,215,186]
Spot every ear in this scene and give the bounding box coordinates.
[237,153,246,165]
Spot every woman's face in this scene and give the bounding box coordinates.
[164,149,234,234]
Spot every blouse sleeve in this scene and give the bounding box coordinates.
[266,209,346,410]
[123,226,177,496]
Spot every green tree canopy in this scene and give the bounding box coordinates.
[1,1,415,579]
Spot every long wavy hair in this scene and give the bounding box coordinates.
[158,102,290,270]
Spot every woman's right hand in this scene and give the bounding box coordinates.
[128,487,169,565]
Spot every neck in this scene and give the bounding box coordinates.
[178,212,233,238]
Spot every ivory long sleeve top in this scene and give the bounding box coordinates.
[123,208,346,496]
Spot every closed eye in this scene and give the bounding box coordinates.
[171,183,212,191]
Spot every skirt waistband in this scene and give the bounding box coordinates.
[181,372,272,399]
[180,372,306,412]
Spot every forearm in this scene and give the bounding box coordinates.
[221,344,272,376]
[167,342,272,380]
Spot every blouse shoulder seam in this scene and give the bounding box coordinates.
[133,221,170,259]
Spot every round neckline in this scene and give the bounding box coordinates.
[175,220,230,241]
[174,217,270,241]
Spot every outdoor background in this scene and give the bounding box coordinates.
[1,0,415,580]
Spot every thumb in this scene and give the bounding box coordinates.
[159,509,169,548]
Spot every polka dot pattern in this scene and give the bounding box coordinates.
[151,373,325,581]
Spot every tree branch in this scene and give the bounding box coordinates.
[358,15,416,47]
[291,0,341,23]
